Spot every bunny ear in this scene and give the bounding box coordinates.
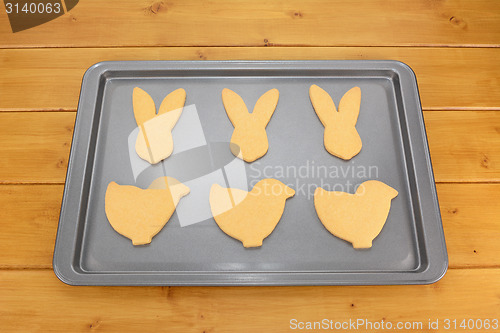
[133,87,157,126]
[158,88,186,115]
[309,84,336,127]
[252,88,279,127]
[222,88,250,127]
[338,87,361,126]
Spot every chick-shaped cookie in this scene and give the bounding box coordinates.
[105,177,190,245]
[133,87,186,164]
[210,179,295,247]
[314,180,398,249]
[222,88,279,162]
[309,85,362,160]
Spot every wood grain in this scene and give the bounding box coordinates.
[1,47,500,111]
[0,112,75,184]
[0,185,61,269]
[1,111,498,184]
[437,184,500,268]
[0,0,498,328]
[0,0,499,48]
[1,182,499,269]
[424,111,500,182]
[1,269,499,332]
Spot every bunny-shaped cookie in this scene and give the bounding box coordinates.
[222,88,279,162]
[133,87,186,164]
[309,85,362,160]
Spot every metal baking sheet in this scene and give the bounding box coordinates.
[53,60,447,286]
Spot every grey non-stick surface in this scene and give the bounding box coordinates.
[53,61,447,285]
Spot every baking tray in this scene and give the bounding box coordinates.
[53,60,447,286]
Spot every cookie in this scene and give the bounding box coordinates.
[314,180,398,249]
[105,176,190,245]
[209,178,295,247]
[222,88,279,162]
[309,85,362,160]
[133,87,186,164]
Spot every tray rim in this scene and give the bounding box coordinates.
[53,60,448,286]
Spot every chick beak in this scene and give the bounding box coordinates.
[177,183,191,198]
[284,185,295,198]
[170,182,190,201]
[386,185,399,200]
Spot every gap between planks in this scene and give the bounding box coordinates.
[2,181,500,186]
[2,107,500,112]
[0,266,499,271]
[1,45,500,50]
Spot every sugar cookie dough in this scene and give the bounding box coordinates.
[222,88,279,162]
[309,85,362,160]
[209,178,295,247]
[105,176,190,245]
[133,87,186,164]
[314,180,398,249]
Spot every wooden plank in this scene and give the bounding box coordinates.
[0,185,61,269]
[424,111,500,182]
[1,47,500,111]
[0,269,499,332]
[437,184,500,269]
[1,183,499,270]
[0,0,499,48]
[1,111,499,184]
[0,112,75,184]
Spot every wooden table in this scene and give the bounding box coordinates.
[1,1,499,331]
